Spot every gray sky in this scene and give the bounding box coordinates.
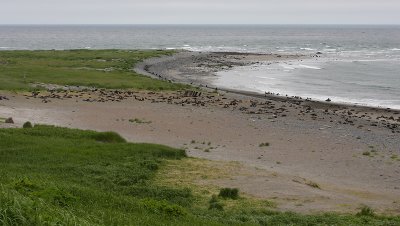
[1,0,400,24]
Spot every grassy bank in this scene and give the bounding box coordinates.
[0,50,188,91]
[0,125,399,225]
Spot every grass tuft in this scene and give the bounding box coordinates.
[140,198,187,217]
[208,195,224,211]
[218,188,239,200]
[306,181,321,189]
[362,151,371,156]
[356,206,375,217]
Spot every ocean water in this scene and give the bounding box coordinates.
[1,25,399,109]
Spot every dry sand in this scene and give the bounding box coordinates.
[0,52,399,214]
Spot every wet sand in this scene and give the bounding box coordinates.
[0,51,399,214]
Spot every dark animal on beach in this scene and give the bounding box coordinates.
[0,96,9,100]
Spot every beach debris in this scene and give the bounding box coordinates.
[129,118,152,124]
[5,117,14,124]
[0,95,9,101]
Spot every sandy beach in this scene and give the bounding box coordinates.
[1,51,399,214]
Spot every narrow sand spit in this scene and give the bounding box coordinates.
[1,52,399,214]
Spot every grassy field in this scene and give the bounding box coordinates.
[0,50,188,91]
[0,125,399,225]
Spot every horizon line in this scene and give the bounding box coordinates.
[1,23,400,26]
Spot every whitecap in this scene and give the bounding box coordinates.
[391,48,400,51]
[280,64,295,70]
[299,64,322,70]
[300,48,316,51]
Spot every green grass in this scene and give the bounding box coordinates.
[0,49,189,91]
[0,125,399,225]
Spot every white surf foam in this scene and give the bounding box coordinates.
[300,48,316,51]
[323,48,337,52]
[298,64,322,70]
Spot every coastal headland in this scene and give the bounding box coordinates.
[1,50,399,221]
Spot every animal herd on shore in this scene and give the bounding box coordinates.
[1,86,398,134]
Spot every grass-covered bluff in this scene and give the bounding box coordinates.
[0,49,188,91]
[1,125,400,225]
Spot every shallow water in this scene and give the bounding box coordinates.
[215,58,400,109]
[1,25,399,109]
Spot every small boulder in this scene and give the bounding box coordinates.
[325,98,332,102]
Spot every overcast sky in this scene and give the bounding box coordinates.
[1,0,399,24]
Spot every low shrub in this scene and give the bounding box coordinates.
[218,188,239,200]
[356,206,375,217]
[140,198,187,217]
[22,121,33,128]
